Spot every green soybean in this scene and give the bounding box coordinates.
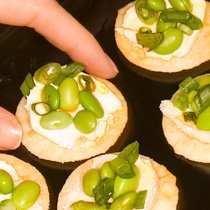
[0,199,16,210]
[40,111,73,129]
[113,165,140,199]
[59,78,79,111]
[100,162,115,180]
[83,169,101,197]
[42,84,59,110]
[109,191,137,210]
[169,0,192,11]
[71,201,107,210]
[73,110,97,133]
[154,28,183,55]
[147,0,166,11]
[0,170,14,194]
[79,90,104,118]
[12,180,40,209]
[196,106,210,131]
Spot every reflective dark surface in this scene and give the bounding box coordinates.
[0,0,210,209]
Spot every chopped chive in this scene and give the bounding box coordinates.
[31,102,51,116]
[61,62,85,77]
[172,91,189,111]
[25,73,35,89]
[185,14,203,30]
[52,73,66,86]
[160,10,190,23]
[178,23,193,35]
[20,80,30,96]
[134,190,147,209]
[179,77,199,93]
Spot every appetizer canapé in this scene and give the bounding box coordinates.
[58,142,178,210]
[0,154,49,209]
[16,62,127,163]
[160,74,210,162]
[115,0,210,72]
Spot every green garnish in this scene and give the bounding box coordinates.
[179,77,199,93]
[178,23,193,35]
[183,112,197,123]
[78,75,96,92]
[20,73,35,96]
[31,102,51,116]
[172,91,189,111]
[134,190,147,209]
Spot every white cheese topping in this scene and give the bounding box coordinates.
[0,161,41,210]
[160,100,210,144]
[25,73,122,149]
[115,0,206,60]
[63,154,158,210]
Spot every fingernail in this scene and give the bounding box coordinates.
[105,54,119,74]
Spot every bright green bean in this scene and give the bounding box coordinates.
[40,111,73,129]
[0,170,14,194]
[0,199,16,210]
[169,0,192,11]
[109,191,137,210]
[100,161,115,180]
[154,28,183,55]
[71,201,107,210]
[147,0,166,11]
[12,181,40,209]
[113,165,140,199]
[59,78,79,111]
[42,84,60,110]
[196,106,210,131]
[73,110,97,133]
[79,90,104,118]
[83,169,101,197]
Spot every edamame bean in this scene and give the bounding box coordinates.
[109,191,137,210]
[169,0,192,12]
[0,169,14,194]
[59,78,79,111]
[196,106,210,131]
[83,169,101,197]
[0,199,16,210]
[100,162,115,180]
[42,84,59,110]
[74,110,97,133]
[79,90,104,118]
[71,201,107,210]
[157,18,177,32]
[154,28,183,55]
[40,111,73,129]
[147,0,166,11]
[12,181,40,209]
[34,62,61,84]
[113,165,140,199]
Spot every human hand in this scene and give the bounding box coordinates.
[0,0,118,79]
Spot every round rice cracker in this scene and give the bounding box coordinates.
[115,2,210,73]
[15,77,128,163]
[162,116,210,163]
[0,153,49,209]
[57,154,178,210]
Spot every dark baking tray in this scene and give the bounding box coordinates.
[0,0,210,209]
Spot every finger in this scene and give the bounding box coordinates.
[0,0,118,79]
[0,107,22,150]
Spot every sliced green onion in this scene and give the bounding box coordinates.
[159,10,190,23]
[34,63,61,85]
[139,27,152,34]
[61,62,85,77]
[196,75,210,89]
[20,80,30,96]
[136,31,164,51]
[110,157,135,179]
[31,102,51,116]
[134,190,147,209]
[179,77,199,93]
[25,73,35,89]
[93,178,114,206]
[78,75,95,92]
[183,112,197,123]
[118,141,139,165]
[52,73,66,86]
[178,23,193,35]
[191,85,210,114]
[187,90,197,103]
[172,91,189,111]
[185,14,203,30]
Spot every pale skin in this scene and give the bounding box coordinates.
[0,0,118,150]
